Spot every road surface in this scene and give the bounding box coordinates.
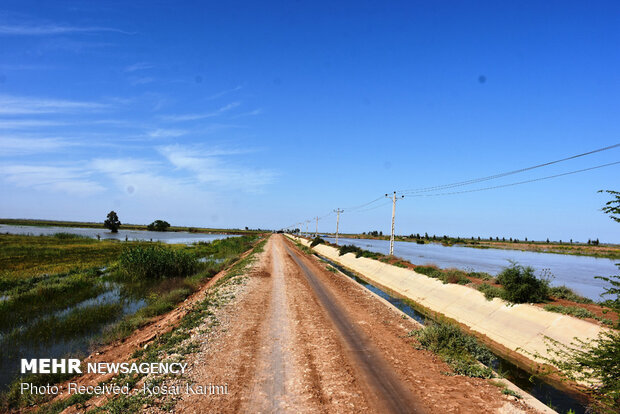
[172,235,531,413]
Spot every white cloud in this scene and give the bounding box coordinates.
[206,85,243,100]
[158,145,275,191]
[147,128,187,138]
[0,135,73,155]
[0,164,104,195]
[0,24,131,36]
[130,77,156,86]
[0,95,107,115]
[0,119,68,129]
[162,102,241,122]
[124,62,154,72]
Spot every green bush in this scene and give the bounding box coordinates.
[414,265,443,278]
[310,237,326,247]
[412,321,495,378]
[496,264,550,303]
[338,244,381,259]
[119,245,198,279]
[478,283,504,300]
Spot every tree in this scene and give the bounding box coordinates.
[599,190,620,223]
[147,220,171,232]
[104,211,121,233]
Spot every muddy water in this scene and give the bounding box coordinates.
[0,224,235,244]
[325,237,618,301]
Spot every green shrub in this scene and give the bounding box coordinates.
[478,283,504,300]
[119,245,198,279]
[496,264,550,303]
[412,321,495,378]
[338,244,381,259]
[310,237,326,247]
[414,265,443,278]
[442,269,470,285]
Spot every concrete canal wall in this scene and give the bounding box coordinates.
[289,236,605,363]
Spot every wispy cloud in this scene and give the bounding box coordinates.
[130,76,156,86]
[0,119,69,129]
[162,102,241,122]
[0,164,104,195]
[231,108,262,118]
[124,62,154,72]
[0,135,74,156]
[0,23,132,36]
[0,94,107,115]
[147,128,187,138]
[158,144,275,191]
[206,85,243,100]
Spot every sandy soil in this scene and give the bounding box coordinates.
[160,235,536,413]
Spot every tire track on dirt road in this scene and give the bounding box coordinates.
[282,239,427,414]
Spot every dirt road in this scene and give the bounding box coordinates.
[170,235,532,413]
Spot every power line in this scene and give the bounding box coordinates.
[405,161,620,198]
[342,196,385,212]
[398,143,620,194]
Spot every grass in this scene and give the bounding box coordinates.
[0,268,105,332]
[544,304,595,319]
[0,233,125,281]
[549,285,594,304]
[0,233,261,407]
[118,244,198,280]
[410,321,496,378]
[413,265,470,285]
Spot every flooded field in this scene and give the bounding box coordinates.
[0,224,235,244]
[325,237,618,301]
[0,232,255,392]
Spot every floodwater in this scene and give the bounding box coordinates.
[0,224,235,244]
[324,237,618,301]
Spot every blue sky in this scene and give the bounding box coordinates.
[0,1,619,242]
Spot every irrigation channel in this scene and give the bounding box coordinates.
[316,254,589,414]
[325,237,618,301]
[0,228,237,392]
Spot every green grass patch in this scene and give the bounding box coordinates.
[549,285,594,304]
[411,321,496,378]
[0,233,125,280]
[544,304,595,319]
[118,244,198,280]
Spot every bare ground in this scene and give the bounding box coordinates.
[154,235,536,413]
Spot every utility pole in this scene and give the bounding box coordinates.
[315,216,319,238]
[385,191,404,255]
[333,208,344,245]
[305,220,310,237]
